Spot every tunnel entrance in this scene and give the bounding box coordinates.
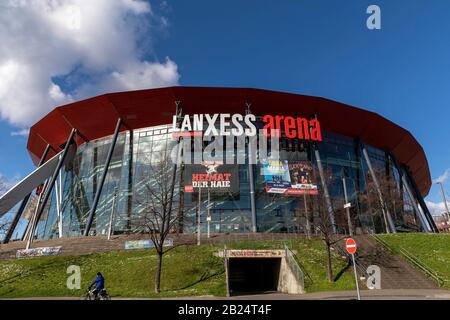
[217,249,305,296]
[228,257,281,295]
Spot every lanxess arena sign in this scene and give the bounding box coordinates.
[172,113,322,141]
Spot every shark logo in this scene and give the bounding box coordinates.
[203,162,221,175]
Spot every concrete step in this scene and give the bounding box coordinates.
[334,235,439,290]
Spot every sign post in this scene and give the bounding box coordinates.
[346,238,361,300]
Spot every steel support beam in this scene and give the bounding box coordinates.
[3,145,51,244]
[29,129,77,245]
[342,177,354,236]
[303,194,311,238]
[24,179,49,248]
[126,130,134,231]
[361,146,396,233]
[407,171,438,233]
[20,145,77,241]
[248,151,257,232]
[388,153,436,233]
[314,145,337,233]
[165,102,182,236]
[245,105,257,232]
[55,168,64,238]
[399,167,434,232]
[84,119,122,236]
[401,172,431,232]
[4,197,30,243]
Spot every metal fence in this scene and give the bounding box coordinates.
[284,244,305,291]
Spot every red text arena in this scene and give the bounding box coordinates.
[172,113,322,141]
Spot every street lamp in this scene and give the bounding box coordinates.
[436,181,450,223]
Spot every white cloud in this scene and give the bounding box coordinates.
[433,168,450,184]
[10,128,30,137]
[0,0,179,127]
[425,200,450,216]
[0,172,21,195]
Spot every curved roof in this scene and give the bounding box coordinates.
[27,86,431,196]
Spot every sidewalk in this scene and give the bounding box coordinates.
[230,289,450,300]
[2,289,450,300]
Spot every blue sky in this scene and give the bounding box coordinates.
[0,0,449,212]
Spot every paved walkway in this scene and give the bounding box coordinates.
[2,289,449,300]
[231,289,450,300]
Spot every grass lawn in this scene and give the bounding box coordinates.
[378,233,450,288]
[0,239,355,298]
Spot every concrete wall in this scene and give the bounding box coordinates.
[278,256,304,294]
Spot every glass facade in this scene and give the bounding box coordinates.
[24,121,430,240]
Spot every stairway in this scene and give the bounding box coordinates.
[335,235,438,290]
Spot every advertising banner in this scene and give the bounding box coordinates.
[262,160,292,193]
[16,246,62,259]
[262,160,318,195]
[184,161,239,194]
[124,239,173,250]
[286,161,319,195]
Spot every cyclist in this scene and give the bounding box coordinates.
[88,272,105,299]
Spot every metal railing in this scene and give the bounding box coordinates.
[284,245,307,290]
[372,234,447,287]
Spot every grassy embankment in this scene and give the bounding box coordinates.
[0,238,355,298]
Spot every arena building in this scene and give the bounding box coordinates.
[0,87,438,243]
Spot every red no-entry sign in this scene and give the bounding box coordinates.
[346,237,361,300]
[345,238,357,255]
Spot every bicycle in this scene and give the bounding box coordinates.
[83,288,111,300]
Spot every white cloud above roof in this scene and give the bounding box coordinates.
[0,0,179,127]
[433,168,450,184]
[426,200,450,216]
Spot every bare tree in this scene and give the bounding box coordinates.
[313,195,349,282]
[134,149,181,293]
[309,166,350,282]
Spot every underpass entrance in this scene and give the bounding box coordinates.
[228,257,281,294]
[218,249,305,296]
